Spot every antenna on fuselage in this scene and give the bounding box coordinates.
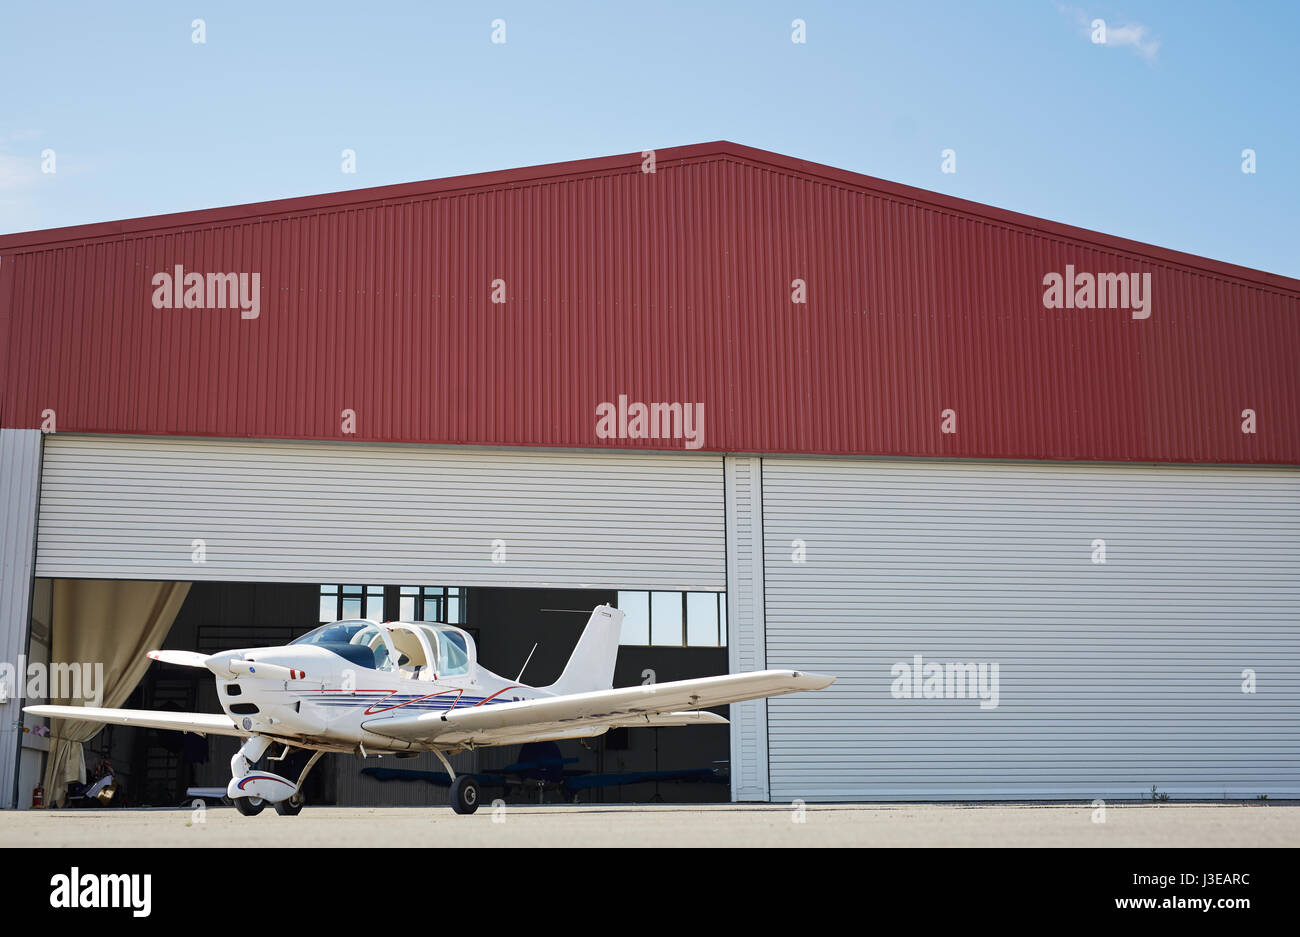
[516,643,539,683]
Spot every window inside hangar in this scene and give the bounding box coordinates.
[616,591,727,647]
[318,584,465,625]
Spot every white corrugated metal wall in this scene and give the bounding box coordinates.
[28,436,1300,804]
[761,457,1300,801]
[36,436,726,590]
[0,430,42,807]
[724,455,768,801]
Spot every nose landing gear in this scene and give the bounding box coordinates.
[234,795,266,816]
[274,794,305,816]
[227,737,324,817]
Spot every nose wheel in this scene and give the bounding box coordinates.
[451,776,480,815]
[274,794,305,816]
[228,740,324,817]
[234,795,265,816]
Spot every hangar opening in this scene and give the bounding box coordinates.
[21,579,730,808]
[12,433,734,807]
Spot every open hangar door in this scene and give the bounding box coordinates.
[70,582,729,808]
[760,457,1300,802]
[341,587,730,806]
[28,435,729,807]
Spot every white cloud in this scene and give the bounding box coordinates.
[1104,22,1161,62]
[1054,3,1161,63]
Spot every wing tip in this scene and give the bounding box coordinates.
[790,671,837,690]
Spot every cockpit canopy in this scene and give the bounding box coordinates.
[291,620,475,678]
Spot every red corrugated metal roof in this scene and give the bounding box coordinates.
[1,141,1297,463]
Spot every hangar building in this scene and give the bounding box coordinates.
[1,142,1297,808]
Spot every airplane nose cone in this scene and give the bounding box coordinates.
[204,652,239,679]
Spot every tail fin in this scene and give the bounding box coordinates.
[543,605,624,697]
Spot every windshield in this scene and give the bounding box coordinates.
[438,630,471,676]
[292,620,393,671]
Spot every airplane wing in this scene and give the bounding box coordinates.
[607,711,728,728]
[361,670,833,747]
[24,705,246,738]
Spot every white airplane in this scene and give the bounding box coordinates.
[26,605,834,815]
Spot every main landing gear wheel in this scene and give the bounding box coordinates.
[274,795,305,816]
[451,776,480,815]
[234,796,265,817]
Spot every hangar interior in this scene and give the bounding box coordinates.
[20,579,729,808]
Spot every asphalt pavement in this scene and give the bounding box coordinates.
[3,802,1295,847]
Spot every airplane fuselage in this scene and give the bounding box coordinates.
[214,643,555,754]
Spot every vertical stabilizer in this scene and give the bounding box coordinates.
[542,605,624,696]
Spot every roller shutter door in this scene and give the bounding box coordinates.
[36,435,725,590]
[762,457,1300,801]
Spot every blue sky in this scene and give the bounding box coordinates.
[2,1,1296,276]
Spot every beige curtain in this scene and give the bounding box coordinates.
[42,580,191,805]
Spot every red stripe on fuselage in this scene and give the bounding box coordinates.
[474,686,523,707]
[363,688,463,716]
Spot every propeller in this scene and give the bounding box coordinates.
[146,650,211,669]
[147,650,306,681]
